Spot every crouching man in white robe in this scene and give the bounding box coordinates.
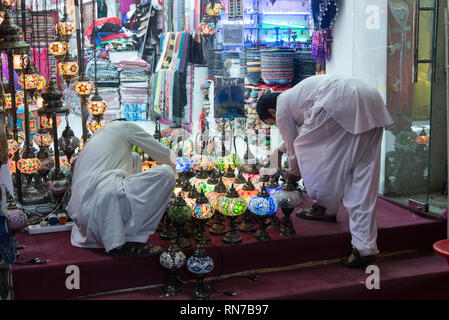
[257,75,393,268]
[67,120,177,257]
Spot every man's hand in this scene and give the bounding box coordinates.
[280,168,301,184]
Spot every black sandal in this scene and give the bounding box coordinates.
[296,204,337,222]
[110,242,162,258]
[340,248,375,269]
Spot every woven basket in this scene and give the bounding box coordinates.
[261,48,294,85]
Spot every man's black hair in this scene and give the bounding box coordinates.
[256,92,281,122]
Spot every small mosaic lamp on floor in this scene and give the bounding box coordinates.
[187,190,215,300]
[168,194,192,249]
[217,184,248,244]
[248,184,278,242]
[275,177,303,237]
[159,233,186,297]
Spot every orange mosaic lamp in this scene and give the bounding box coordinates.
[7,139,19,156]
[74,79,95,97]
[48,34,69,60]
[57,18,75,40]
[17,157,41,175]
[87,119,106,133]
[18,73,41,90]
[9,160,16,173]
[33,131,53,148]
[4,91,24,109]
[87,95,108,117]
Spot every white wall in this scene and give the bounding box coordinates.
[327,0,390,193]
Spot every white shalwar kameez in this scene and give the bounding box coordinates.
[276,75,393,256]
[67,121,177,252]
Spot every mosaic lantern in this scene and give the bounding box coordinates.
[4,91,24,109]
[217,184,247,244]
[189,168,209,190]
[87,95,108,117]
[206,2,225,16]
[160,235,186,297]
[32,131,53,148]
[215,154,237,173]
[7,139,19,156]
[58,57,79,84]
[198,15,217,37]
[18,72,40,90]
[58,121,80,162]
[207,177,227,235]
[48,35,68,60]
[236,178,259,233]
[36,147,54,180]
[222,165,236,187]
[275,177,303,237]
[192,154,215,172]
[187,190,215,300]
[17,157,41,175]
[48,168,71,202]
[87,119,105,133]
[198,169,220,195]
[176,156,192,173]
[57,14,76,40]
[74,80,95,97]
[168,194,192,249]
[248,185,278,242]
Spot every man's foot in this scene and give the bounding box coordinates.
[340,248,375,269]
[296,204,337,222]
[109,242,162,258]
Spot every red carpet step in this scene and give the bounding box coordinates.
[80,251,449,300]
[11,197,446,300]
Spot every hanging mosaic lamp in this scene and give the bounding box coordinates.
[206,1,225,16]
[74,78,95,97]
[87,119,106,133]
[32,131,53,148]
[57,10,76,41]
[248,184,278,242]
[17,146,41,175]
[4,90,24,109]
[87,90,108,116]
[58,53,79,85]
[48,33,69,61]
[58,121,80,162]
[198,14,217,37]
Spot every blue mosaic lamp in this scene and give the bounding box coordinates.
[248,184,278,242]
[275,177,303,237]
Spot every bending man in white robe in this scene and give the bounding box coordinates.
[67,120,177,257]
[257,75,393,268]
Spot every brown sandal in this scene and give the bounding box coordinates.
[296,204,337,222]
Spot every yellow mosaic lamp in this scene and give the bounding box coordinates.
[74,79,95,97]
[49,34,69,61]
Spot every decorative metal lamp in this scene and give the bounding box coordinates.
[207,177,227,235]
[58,52,79,85]
[189,167,210,191]
[74,78,95,97]
[275,177,303,237]
[48,32,69,61]
[159,233,186,297]
[217,184,247,244]
[58,116,80,164]
[222,165,236,187]
[187,190,215,300]
[236,178,259,233]
[248,184,278,242]
[168,194,192,249]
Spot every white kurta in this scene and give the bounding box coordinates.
[276,75,393,256]
[67,121,177,252]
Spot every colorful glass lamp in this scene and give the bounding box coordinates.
[207,177,227,235]
[275,177,303,237]
[217,184,247,244]
[237,178,259,233]
[168,194,192,249]
[159,233,186,297]
[248,184,279,242]
[74,78,95,97]
[192,189,214,244]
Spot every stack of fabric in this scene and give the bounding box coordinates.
[118,58,150,82]
[87,16,135,51]
[98,87,121,121]
[86,59,120,88]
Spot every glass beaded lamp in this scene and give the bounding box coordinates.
[168,194,192,249]
[206,1,225,16]
[275,177,303,237]
[217,184,248,244]
[57,9,75,41]
[58,119,80,163]
[242,163,261,185]
[17,151,41,175]
[198,15,217,37]
[266,176,282,196]
[4,91,24,109]
[7,139,19,157]
[48,33,69,61]
[32,131,53,148]
[236,178,259,233]
[74,79,95,97]
[160,234,186,297]
[87,94,108,117]
[192,154,215,172]
[207,177,227,235]
[248,184,279,242]
[192,189,214,244]
[222,165,236,187]
[186,184,200,209]
[58,53,79,85]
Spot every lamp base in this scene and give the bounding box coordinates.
[280,208,297,237]
[269,215,281,230]
[254,229,271,242]
[222,230,242,244]
[239,221,257,233]
[209,223,226,235]
[164,271,183,297]
[176,236,191,249]
[191,276,211,300]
